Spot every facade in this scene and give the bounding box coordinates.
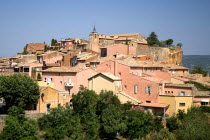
[25,87,71,114]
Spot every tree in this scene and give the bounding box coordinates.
[98,91,126,138]
[37,73,41,81]
[22,46,28,55]
[44,45,48,52]
[159,40,166,47]
[0,109,39,140]
[125,38,129,45]
[190,66,208,77]
[177,43,183,47]
[0,74,40,109]
[166,39,173,47]
[72,86,100,139]
[147,32,159,46]
[38,106,83,140]
[51,39,57,46]
[122,110,154,139]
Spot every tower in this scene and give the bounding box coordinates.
[89,26,99,53]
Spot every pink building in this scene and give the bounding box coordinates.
[42,67,97,95]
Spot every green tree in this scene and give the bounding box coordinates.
[190,66,208,77]
[98,91,126,138]
[0,111,39,140]
[177,43,183,47]
[166,39,173,47]
[147,32,159,46]
[0,74,39,109]
[159,40,166,47]
[125,38,129,45]
[44,45,48,52]
[122,110,154,139]
[176,107,210,140]
[37,73,41,81]
[51,39,57,46]
[72,86,100,140]
[22,46,28,55]
[38,106,82,140]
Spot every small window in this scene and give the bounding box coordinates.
[58,73,61,76]
[119,72,121,76]
[146,86,151,94]
[171,91,173,93]
[179,103,185,107]
[51,78,53,82]
[32,104,37,110]
[201,102,208,106]
[146,101,151,103]
[44,78,46,82]
[179,91,186,96]
[168,91,170,93]
[165,91,167,93]
[124,85,127,89]
[134,85,138,94]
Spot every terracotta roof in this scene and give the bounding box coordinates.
[45,63,60,67]
[163,64,188,70]
[42,66,88,73]
[27,43,46,52]
[173,76,189,82]
[139,103,169,108]
[117,59,163,68]
[141,76,170,84]
[165,83,194,88]
[194,91,210,96]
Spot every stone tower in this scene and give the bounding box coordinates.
[89,26,99,53]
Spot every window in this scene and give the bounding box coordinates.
[134,85,138,94]
[124,85,127,89]
[146,86,151,94]
[119,72,121,76]
[179,91,186,96]
[44,78,46,82]
[179,103,185,107]
[201,102,209,106]
[58,73,61,76]
[32,104,37,110]
[168,91,170,93]
[146,101,151,103]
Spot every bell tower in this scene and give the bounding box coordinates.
[89,26,99,53]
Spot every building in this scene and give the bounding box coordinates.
[26,43,47,54]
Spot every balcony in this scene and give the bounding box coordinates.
[65,82,74,87]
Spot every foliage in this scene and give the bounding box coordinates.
[98,91,126,138]
[190,66,208,77]
[72,87,100,139]
[51,38,57,46]
[176,106,210,140]
[177,43,183,47]
[149,128,176,140]
[0,74,40,109]
[22,46,28,55]
[166,39,173,47]
[189,81,210,91]
[166,115,180,132]
[147,32,159,46]
[159,40,166,47]
[38,106,81,140]
[125,38,129,45]
[122,110,154,139]
[200,105,210,113]
[37,73,41,81]
[0,115,39,140]
[44,45,47,52]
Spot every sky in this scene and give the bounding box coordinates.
[0,0,210,57]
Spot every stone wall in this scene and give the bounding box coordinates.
[136,46,183,65]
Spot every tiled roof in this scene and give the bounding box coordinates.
[100,73,121,81]
[42,66,88,73]
[163,64,188,70]
[139,103,169,108]
[165,83,194,88]
[173,76,189,82]
[194,91,210,96]
[141,76,170,84]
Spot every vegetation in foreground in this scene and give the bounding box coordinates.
[0,87,210,140]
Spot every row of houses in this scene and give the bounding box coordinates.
[1,30,210,116]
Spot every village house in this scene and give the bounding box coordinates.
[26,43,47,54]
[25,86,71,114]
[41,66,97,95]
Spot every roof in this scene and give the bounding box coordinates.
[141,76,170,84]
[194,91,210,96]
[42,66,88,73]
[173,76,189,82]
[89,73,121,81]
[139,103,169,108]
[163,64,188,70]
[27,43,46,52]
[119,91,141,104]
[165,83,194,88]
[117,58,163,68]
[45,63,60,67]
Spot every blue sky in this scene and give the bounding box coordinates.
[0,0,210,57]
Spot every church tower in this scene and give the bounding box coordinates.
[89,26,99,53]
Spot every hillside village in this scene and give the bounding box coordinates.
[0,28,210,116]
